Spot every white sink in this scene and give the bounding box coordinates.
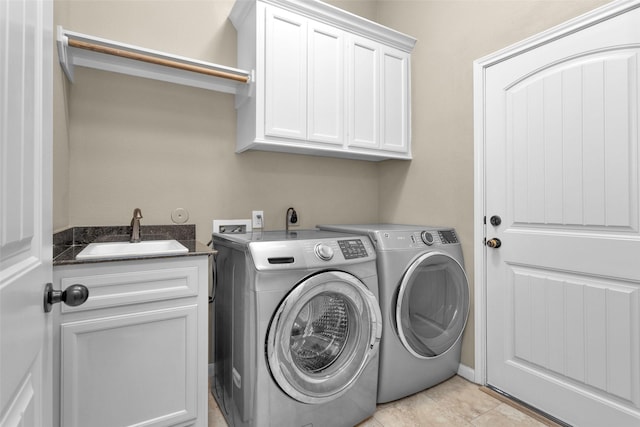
[76,240,188,260]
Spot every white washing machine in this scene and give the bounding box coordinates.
[212,230,382,427]
[317,224,470,403]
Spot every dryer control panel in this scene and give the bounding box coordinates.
[368,228,460,250]
[438,229,458,244]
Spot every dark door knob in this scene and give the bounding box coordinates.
[44,283,89,313]
[490,215,502,226]
[486,238,502,249]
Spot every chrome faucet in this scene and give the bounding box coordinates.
[130,208,143,243]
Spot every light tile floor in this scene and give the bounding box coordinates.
[208,375,551,427]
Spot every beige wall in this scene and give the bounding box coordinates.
[53,0,610,370]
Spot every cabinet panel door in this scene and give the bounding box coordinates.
[380,47,410,152]
[308,20,344,145]
[264,6,307,140]
[348,35,379,149]
[60,305,198,427]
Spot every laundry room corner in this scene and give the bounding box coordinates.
[373,0,611,372]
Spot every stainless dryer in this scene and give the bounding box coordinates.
[212,230,382,427]
[317,224,470,403]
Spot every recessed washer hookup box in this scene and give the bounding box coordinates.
[213,219,252,234]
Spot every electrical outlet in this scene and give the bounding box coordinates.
[252,210,264,229]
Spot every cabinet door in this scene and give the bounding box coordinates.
[60,305,198,427]
[308,20,344,145]
[347,34,379,149]
[380,46,410,152]
[264,6,307,140]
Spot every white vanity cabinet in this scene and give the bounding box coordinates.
[52,256,209,427]
[230,0,416,161]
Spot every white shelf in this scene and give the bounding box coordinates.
[57,26,252,95]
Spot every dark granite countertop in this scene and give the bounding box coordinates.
[53,224,214,266]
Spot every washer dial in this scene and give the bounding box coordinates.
[314,243,334,261]
[421,231,434,246]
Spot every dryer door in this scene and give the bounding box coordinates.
[267,271,382,404]
[395,252,470,359]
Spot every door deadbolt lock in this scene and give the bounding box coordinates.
[44,283,89,313]
[490,215,502,226]
[486,238,502,249]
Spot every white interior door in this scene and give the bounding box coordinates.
[481,2,640,426]
[0,0,53,426]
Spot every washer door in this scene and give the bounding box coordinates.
[395,251,470,359]
[266,271,382,404]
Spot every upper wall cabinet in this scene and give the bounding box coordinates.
[229,0,416,161]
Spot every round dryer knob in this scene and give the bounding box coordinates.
[420,231,434,246]
[314,243,334,261]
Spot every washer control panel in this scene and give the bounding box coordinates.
[225,231,375,270]
[338,239,369,259]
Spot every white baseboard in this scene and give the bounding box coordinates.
[457,363,477,383]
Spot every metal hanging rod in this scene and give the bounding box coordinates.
[67,39,249,83]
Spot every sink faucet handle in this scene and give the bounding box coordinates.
[133,208,143,219]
